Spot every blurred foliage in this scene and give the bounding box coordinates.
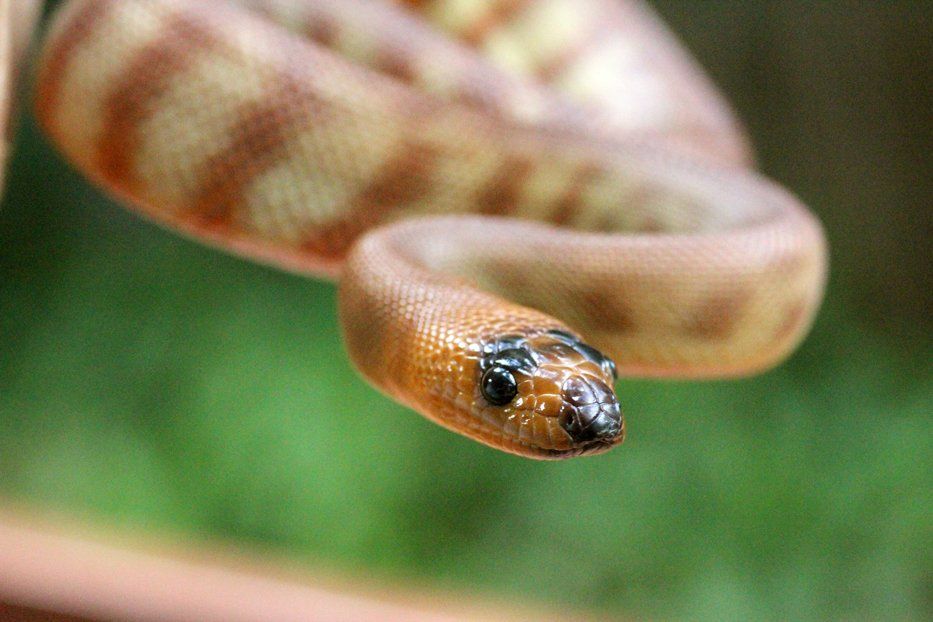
[1,2,930,621]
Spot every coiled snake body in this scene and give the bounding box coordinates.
[27,0,826,458]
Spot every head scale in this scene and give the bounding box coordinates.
[476,329,623,457]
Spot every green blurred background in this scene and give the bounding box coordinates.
[1,2,930,620]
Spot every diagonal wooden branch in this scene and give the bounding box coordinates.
[0,507,595,622]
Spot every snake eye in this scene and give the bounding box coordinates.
[481,366,518,406]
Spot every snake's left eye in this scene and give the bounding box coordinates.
[481,366,518,406]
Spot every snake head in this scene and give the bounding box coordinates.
[477,329,624,458]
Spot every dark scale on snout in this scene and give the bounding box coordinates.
[559,375,622,443]
[477,328,624,454]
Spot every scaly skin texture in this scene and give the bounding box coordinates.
[32,0,827,458]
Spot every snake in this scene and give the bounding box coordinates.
[21,0,826,459]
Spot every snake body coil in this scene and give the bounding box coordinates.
[34,0,827,458]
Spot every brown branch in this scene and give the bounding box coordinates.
[0,506,594,622]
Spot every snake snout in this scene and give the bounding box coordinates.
[559,377,623,446]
